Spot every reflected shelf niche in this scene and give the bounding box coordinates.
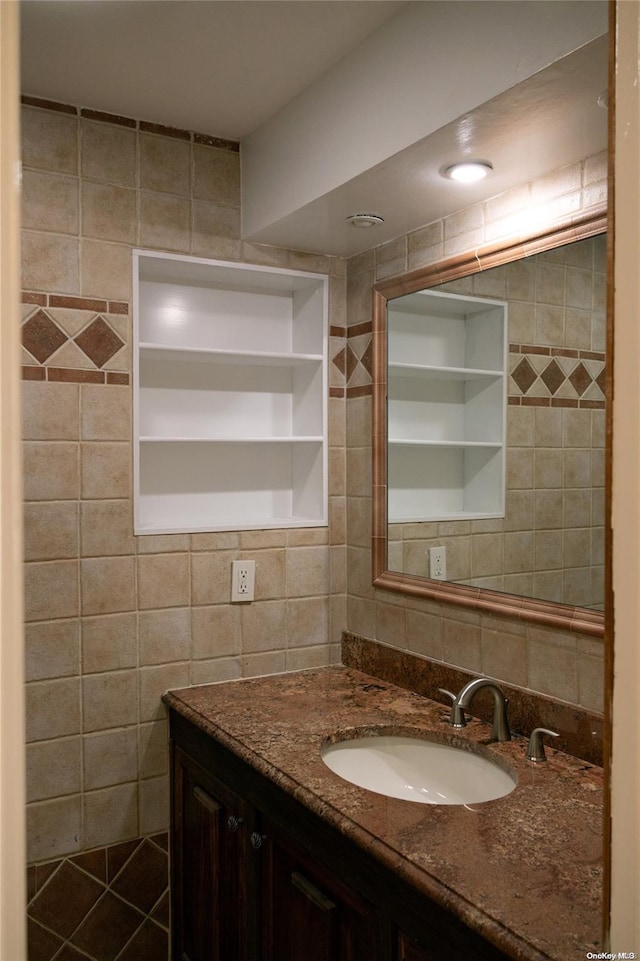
[133,250,328,534]
[387,288,507,524]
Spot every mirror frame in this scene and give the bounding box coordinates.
[372,207,608,638]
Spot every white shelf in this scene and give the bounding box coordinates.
[133,251,328,535]
[387,288,507,524]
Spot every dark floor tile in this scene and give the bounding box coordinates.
[70,850,107,885]
[115,919,169,961]
[30,862,104,940]
[53,944,95,961]
[106,841,140,883]
[70,892,143,961]
[150,890,170,929]
[111,840,167,915]
[34,860,62,897]
[28,918,63,961]
[28,866,37,903]
[149,832,168,852]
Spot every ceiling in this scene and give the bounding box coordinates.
[20,1,608,258]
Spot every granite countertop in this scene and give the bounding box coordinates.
[163,665,603,961]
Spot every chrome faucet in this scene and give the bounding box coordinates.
[448,677,511,742]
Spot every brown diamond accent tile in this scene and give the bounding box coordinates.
[360,338,373,378]
[345,343,360,383]
[512,357,538,394]
[540,358,566,396]
[596,367,607,394]
[29,862,104,940]
[111,839,168,914]
[70,891,143,961]
[22,310,67,363]
[117,918,169,961]
[568,362,592,397]
[332,345,347,376]
[74,317,124,368]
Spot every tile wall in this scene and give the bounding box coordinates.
[21,98,347,895]
[387,235,606,610]
[345,152,607,714]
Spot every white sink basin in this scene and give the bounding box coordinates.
[321,734,516,805]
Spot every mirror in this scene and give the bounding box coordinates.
[372,210,607,637]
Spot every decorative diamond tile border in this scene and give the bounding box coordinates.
[509,344,605,408]
[27,835,169,961]
[21,293,130,386]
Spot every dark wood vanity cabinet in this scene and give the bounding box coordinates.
[169,710,513,961]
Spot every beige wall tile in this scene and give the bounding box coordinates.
[23,382,79,442]
[139,607,191,664]
[83,783,138,849]
[480,630,528,688]
[27,737,81,802]
[24,501,78,561]
[81,442,130,499]
[443,619,482,673]
[375,599,406,648]
[191,657,242,685]
[139,663,191,722]
[27,796,82,863]
[138,719,169,779]
[25,619,79,682]
[241,651,286,678]
[139,191,191,252]
[140,134,190,195]
[22,231,79,294]
[287,596,329,648]
[137,533,190,553]
[24,442,79,501]
[285,546,329,597]
[286,528,328,547]
[26,677,80,742]
[138,553,190,609]
[191,201,241,257]
[139,775,169,836]
[80,240,132,300]
[81,556,135,615]
[406,609,443,660]
[81,500,135,556]
[82,612,137,674]
[25,560,79,622]
[81,181,136,244]
[287,645,332,672]
[80,120,136,185]
[193,145,240,205]
[80,385,131,441]
[240,601,286,654]
[192,605,241,659]
[22,106,78,174]
[250,549,285,600]
[191,550,238,605]
[83,728,138,790]
[529,641,578,702]
[82,670,137,732]
[22,170,79,235]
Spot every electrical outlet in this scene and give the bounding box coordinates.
[429,546,447,580]
[231,560,256,602]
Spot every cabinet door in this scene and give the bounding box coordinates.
[172,746,258,961]
[262,822,384,961]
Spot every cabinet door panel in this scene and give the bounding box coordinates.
[181,772,223,961]
[264,826,380,961]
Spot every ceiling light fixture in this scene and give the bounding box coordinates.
[444,161,493,183]
[345,213,385,228]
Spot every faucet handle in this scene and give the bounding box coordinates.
[526,727,559,762]
[438,689,466,728]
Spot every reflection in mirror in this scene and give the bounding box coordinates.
[372,213,607,637]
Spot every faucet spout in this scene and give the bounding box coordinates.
[453,677,511,742]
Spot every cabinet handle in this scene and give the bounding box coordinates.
[250,831,267,850]
[227,815,244,832]
[291,871,336,913]
[193,786,221,816]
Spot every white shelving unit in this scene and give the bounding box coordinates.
[133,251,328,534]
[387,288,507,523]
